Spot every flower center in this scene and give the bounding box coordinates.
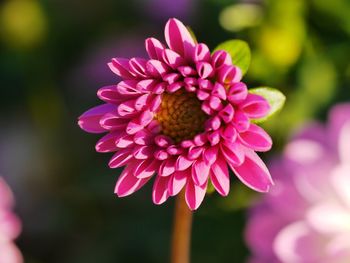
[155,90,208,143]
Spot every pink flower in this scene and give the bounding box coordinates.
[0,177,23,263]
[245,103,350,263]
[78,18,273,210]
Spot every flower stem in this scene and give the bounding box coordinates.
[171,190,193,263]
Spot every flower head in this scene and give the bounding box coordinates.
[0,177,23,263]
[78,18,273,210]
[245,103,350,262]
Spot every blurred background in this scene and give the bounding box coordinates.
[0,0,349,262]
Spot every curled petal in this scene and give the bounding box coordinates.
[109,149,134,168]
[240,93,270,119]
[115,163,150,197]
[129,58,148,78]
[145,37,165,60]
[146,60,170,78]
[193,43,211,63]
[196,62,214,79]
[78,104,116,133]
[219,104,234,123]
[133,145,153,159]
[220,142,244,166]
[108,58,134,79]
[95,131,123,152]
[168,170,188,196]
[159,158,176,177]
[233,110,250,132]
[192,160,210,186]
[162,49,186,68]
[185,178,207,210]
[211,50,232,68]
[152,176,170,205]
[100,113,128,131]
[228,82,248,104]
[212,83,227,100]
[176,155,194,171]
[164,18,195,59]
[220,124,237,142]
[203,145,218,165]
[217,65,242,85]
[117,80,142,95]
[97,85,124,104]
[229,147,273,192]
[134,159,159,179]
[210,156,230,196]
[239,124,272,152]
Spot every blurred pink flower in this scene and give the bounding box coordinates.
[78,18,273,210]
[245,103,350,263]
[0,177,23,263]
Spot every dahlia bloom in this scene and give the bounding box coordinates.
[245,103,350,263]
[0,177,23,263]
[78,18,273,210]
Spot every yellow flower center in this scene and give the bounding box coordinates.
[155,90,207,143]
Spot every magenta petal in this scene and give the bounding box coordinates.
[211,50,232,68]
[115,164,150,197]
[117,80,142,95]
[134,159,158,179]
[100,113,128,131]
[129,57,148,78]
[240,93,270,119]
[109,149,134,168]
[192,160,210,186]
[219,104,234,123]
[97,85,124,104]
[239,124,273,152]
[185,178,207,210]
[233,110,250,132]
[95,131,123,152]
[145,37,165,60]
[78,104,116,133]
[188,146,203,160]
[116,134,134,148]
[164,18,195,58]
[176,155,194,171]
[221,124,238,142]
[168,170,188,196]
[146,59,170,78]
[228,82,248,103]
[203,145,218,165]
[212,83,227,100]
[193,43,211,63]
[217,65,242,84]
[159,158,176,177]
[210,157,230,196]
[152,176,170,205]
[162,48,186,68]
[196,62,214,79]
[229,147,273,192]
[133,145,153,159]
[220,142,244,166]
[196,90,210,101]
[108,58,134,79]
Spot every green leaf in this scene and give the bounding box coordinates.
[206,180,215,194]
[213,39,251,75]
[249,87,286,123]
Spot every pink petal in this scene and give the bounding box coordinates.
[164,18,195,59]
[159,158,176,177]
[217,65,242,84]
[129,58,148,78]
[97,85,124,104]
[210,156,230,196]
[209,96,223,111]
[134,159,158,179]
[196,62,214,79]
[212,83,227,100]
[115,164,150,197]
[187,146,203,160]
[176,155,194,171]
[220,142,244,166]
[233,110,250,132]
[196,90,210,100]
[146,59,170,78]
[227,82,248,104]
[229,147,273,192]
[95,131,123,152]
[99,113,128,131]
[109,149,134,168]
[220,124,237,142]
[78,104,116,133]
[162,48,186,68]
[240,93,270,119]
[168,170,188,196]
[133,145,153,159]
[203,145,218,165]
[108,58,134,79]
[219,104,234,123]
[117,80,142,95]
[193,43,211,63]
[0,243,23,263]
[239,124,272,152]
[192,160,210,186]
[145,37,165,60]
[211,50,232,68]
[152,176,170,205]
[185,178,207,210]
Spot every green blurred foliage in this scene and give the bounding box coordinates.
[0,0,349,262]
